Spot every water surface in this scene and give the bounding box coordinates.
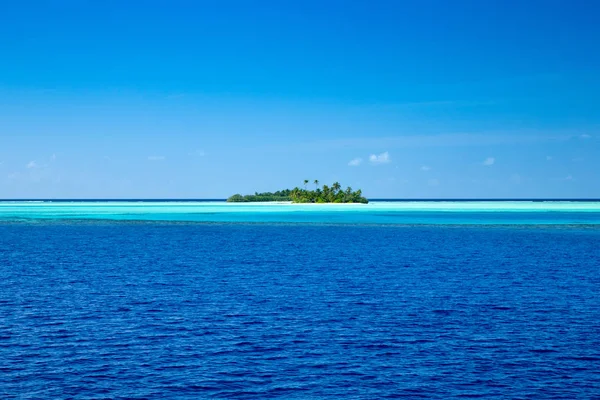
[1,204,599,398]
[1,200,600,225]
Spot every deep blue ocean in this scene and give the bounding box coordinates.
[2,222,600,398]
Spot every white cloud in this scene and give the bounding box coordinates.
[348,157,363,166]
[546,156,553,161]
[50,154,57,162]
[580,134,591,139]
[564,175,573,181]
[148,156,166,161]
[26,161,38,169]
[369,151,391,164]
[482,157,495,166]
[420,165,431,171]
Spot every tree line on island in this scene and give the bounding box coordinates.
[227,180,368,203]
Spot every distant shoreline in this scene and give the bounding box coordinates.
[2,198,600,203]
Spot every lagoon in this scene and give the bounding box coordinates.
[1,200,600,225]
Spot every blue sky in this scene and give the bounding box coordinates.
[1,0,599,198]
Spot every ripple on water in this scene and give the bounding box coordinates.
[1,223,599,398]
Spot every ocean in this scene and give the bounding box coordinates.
[1,201,599,398]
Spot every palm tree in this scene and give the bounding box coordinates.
[291,187,300,201]
[303,179,309,190]
[314,179,319,190]
[332,182,341,193]
[320,185,328,202]
[354,189,362,202]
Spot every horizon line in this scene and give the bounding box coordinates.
[1,198,600,202]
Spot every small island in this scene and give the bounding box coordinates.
[227,180,369,203]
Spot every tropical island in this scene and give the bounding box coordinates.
[227,180,369,203]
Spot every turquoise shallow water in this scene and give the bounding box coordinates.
[1,201,599,225]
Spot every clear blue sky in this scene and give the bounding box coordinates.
[1,0,599,198]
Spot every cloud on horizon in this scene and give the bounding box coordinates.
[483,157,495,166]
[369,152,390,164]
[421,165,431,171]
[348,157,363,166]
[26,161,38,169]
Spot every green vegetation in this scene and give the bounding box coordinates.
[227,181,368,203]
[226,190,292,203]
